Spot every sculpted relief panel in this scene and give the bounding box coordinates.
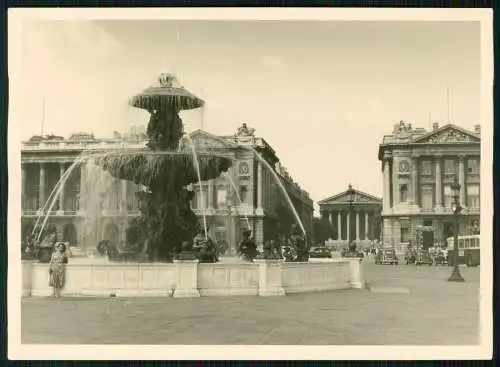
[417,128,479,144]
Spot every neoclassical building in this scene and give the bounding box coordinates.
[21,124,314,254]
[318,185,382,249]
[378,121,481,253]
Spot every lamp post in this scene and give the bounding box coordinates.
[347,184,355,249]
[448,177,465,282]
[226,195,234,256]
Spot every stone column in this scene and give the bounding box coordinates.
[392,159,399,205]
[38,163,46,210]
[382,154,391,212]
[365,212,369,238]
[411,155,419,205]
[337,212,342,240]
[58,163,65,213]
[435,157,443,210]
[458,156,466,207]
[346,211,350,243]
[328,211,333,225]
[79,163,86,212]
[120,180,127,213]
[355,211,360,241]
[21,164,26,211]
[257,161,263,210]
[208,179,214,209]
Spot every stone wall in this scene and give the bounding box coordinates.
[22,258,364,298]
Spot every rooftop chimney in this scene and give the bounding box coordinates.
[432,122,439,131]
[474,125,481,134]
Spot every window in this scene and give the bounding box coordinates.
[465,238,470,248]
[459,239,465,249]
[399,184,408,203]
[443,185,453,209]
[400,224,409,243]
[444,159,457,174]
[467,158,479,174]
[197,189,209,209]
[420,185,433,210]
[239,186,248,204]
[424,219,433,227]
[421,160,432,175]
[216,188,227,208]
[467,184,480,209]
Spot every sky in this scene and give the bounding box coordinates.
[16,20,481,209]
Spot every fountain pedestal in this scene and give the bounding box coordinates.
[347,258,364,289]
[173,259,200,298]
[254,259,285,297]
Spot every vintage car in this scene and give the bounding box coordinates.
[415,250,433,266]
[374,249,398,265]
[309,246,332,258]
[433,250,447,266]
[404,250,417,265]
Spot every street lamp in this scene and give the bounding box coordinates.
[347,184,355,249]
[448,177,465,282]
[226,195,233,256]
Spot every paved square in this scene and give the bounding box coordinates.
[21,261,480,345]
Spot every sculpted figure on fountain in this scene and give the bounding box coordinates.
[288,224,310,262]
[238,229,258,262]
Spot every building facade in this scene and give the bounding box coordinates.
[21,124,314,254]
[378,121,481,254]
[318,185,382,249]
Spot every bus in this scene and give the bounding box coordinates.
[446,235,480,267]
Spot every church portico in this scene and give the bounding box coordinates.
[318,185,382,249]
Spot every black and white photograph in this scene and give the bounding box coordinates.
[8,8,493,360]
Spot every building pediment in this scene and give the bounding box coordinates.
[183,129,237,151]
[318,188,382,205]
[412,124,480,144]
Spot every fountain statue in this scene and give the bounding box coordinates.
[94,73,232,262]
[238,229,258,262]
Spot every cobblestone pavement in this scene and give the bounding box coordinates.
[21,261,480,345]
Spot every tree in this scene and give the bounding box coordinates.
[274,200,296,240]
[313,217,337,245]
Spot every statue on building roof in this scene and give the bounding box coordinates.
[393,120,413,136]
[236,123,255,137]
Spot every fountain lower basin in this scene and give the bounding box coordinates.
[21,258,364,298]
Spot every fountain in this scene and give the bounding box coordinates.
[92,73,232,262]
[22,73,365,298]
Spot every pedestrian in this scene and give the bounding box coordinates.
[48,242,69,298]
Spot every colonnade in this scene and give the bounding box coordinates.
[324,209,379,243]
[382,153,474,212]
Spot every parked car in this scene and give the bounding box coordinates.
[309,246,332,258]
[433,250,447,266]
[415,250,433,266]
[374,249,398,265]
[404,250,416,265]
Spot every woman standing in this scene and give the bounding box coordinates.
[48,243,69,298]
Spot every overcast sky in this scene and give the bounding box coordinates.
[16,20,481,206]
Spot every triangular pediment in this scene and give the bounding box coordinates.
[318,188,381,205]
[412,124,480,144]
[182,129,237,150]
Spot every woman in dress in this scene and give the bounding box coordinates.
[48,242,69,298]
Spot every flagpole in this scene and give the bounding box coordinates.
[40,96,46,136]
[446,85,450,123]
